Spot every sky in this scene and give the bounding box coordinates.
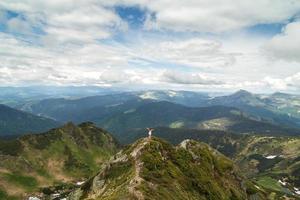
[0,0,300,93]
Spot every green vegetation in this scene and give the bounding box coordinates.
[0,104,60,136]
[2,173,38,191]
[0,188,18,200]
[0,122,119,198]
[256,177,284,192]
[116,128,300,199]
[140,140,215,199]
[69,137,265,200]
[169,121,185,128]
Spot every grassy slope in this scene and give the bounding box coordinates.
[0,122,119,199]
[69,137,266,200]
[118,127,300,199]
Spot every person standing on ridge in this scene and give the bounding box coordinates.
[147,128,154,138]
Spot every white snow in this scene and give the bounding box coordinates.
[294,187,300,195]
[139,92,158,100]
[265,155,277,159]
[254,185,260,189]
[278,180,287,186]
[76,181,85,186]
[168,91,178,97]
[28,197,40,200]
[52,193,60,197]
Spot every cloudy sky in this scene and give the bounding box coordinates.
[0,0,300,93]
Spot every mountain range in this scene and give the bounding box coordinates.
[0,104,60,137]
[205,90,300,128]
[97,101,299,139]
[0,123,299,199]
[16,90,300,121]
[7,90,299,140]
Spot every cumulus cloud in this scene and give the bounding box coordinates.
[0,0,127,44]
[0,0,300,93]
[256,73,300,91]
[264,21,300,62]
[161,70,223,85]
[0,32,132,85]
[108,0,300,33]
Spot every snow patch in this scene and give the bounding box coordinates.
[76,181,85,186]
[278,180,287,186]
[28,197,41,200]
[294,187,300,195]
[179,139,191,149]
[168,91,178,97]
[52,193,60,197]
[139,92,158,100]
[265,155,277,159]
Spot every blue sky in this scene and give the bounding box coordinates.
[0,0,300,93]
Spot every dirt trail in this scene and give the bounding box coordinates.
[128,139,148,200]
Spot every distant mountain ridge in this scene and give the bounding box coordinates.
[17,90,209,122]
[16,89,300,129]
[98,101,299,138]
[205,89,300,128]
[0,104,60,136]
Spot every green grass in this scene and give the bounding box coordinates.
[2,173,38,192]
[0,188,19,200]
[169,121,185,128]
[256,177,284,192]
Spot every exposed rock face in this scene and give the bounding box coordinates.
[68,137,267,200]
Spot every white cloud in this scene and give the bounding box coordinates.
[109,0,300,33]
[161,70,223,85]
[254,73,300,91]
[0,0,127,44]
[0,32,132,85]
[0,0,300,93]
[264,21,300,62]
[139,38,237,68]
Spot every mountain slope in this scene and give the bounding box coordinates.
[0,104,60,136]
[68,137,266,200]
[206,90,300,128]
[0,122,119,199]
[98,101,299,137]
[122,127,300,198]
